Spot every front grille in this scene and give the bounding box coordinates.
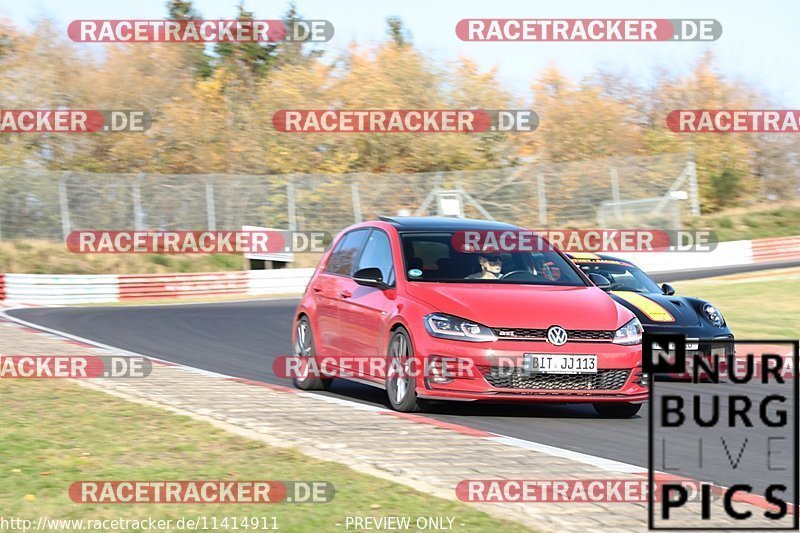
[492,328,614,342]
[568,330,615,341]
[479,366,631,390]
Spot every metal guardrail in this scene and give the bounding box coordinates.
[751,236,800,263]
[1,269,316,305]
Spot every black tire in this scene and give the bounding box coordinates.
[593,402,642,418]
[385,328,429,413]
[292,316,332,391]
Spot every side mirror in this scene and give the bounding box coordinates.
[588,273,611,291]
[661,283,676,296]
[353,267,388,289]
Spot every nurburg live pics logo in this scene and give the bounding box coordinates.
[644,335,799,530]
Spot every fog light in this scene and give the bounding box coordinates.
[426,355,477,384]
[634,361,648,386]
[427,356,455,384]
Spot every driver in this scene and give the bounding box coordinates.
[466,253,503,279]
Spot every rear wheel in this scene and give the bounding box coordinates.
[385,328,429,412]
[292,317,332,391]
[593,402,642,418]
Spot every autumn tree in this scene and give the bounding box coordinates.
[166,0,213,78]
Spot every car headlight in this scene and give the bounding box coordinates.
[612,317,643,345]
[702,304,725,327]
[424,313,497,342]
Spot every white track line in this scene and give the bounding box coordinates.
[488,435,647,474]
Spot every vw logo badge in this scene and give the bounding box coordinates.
[547,326,568,346]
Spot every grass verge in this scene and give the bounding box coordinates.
[0,379,532,532]
[673,267,800,338]
[683,201,800,242]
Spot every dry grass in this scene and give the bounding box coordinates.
[0,240,322,274]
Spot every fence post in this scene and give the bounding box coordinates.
[672,199,681,230]
[610,163,622,219]
[351,179,363,223]
[537,173,547,227]
[58,175,72,240]
[287,177,297,230]
[687,160,700,216]
[206,177,217,230]
[132,173,144,230]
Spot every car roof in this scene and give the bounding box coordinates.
[377,216,521,232]
[597,253,633,264]
[567,252,637,266]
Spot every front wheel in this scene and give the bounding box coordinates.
[292,317,332,391]
[385,328,429,412]
[593,402,642,418]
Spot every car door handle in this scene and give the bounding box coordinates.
[311,284,322,293]
[339,290,352,299]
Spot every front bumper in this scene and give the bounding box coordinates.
[413,336,648,403]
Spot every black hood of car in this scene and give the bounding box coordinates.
[609,291,734,340]
[610,291,727,331]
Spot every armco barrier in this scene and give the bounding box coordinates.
[3,273,120,305]
[751,236,800,263]
[614,239,754,274]
[0,269,316,305]
[115,269,316,300]
[248,269,316,296]
[0,236,797,306]
[119,271,250,300]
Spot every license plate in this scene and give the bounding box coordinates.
[523,354,597,374]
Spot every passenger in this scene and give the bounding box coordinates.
[466,253,503,279]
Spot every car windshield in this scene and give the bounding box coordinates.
[399,232,587,286]
[573,259,662,293]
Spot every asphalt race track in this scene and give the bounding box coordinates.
[12,299,652,461]
[8,264,799,503]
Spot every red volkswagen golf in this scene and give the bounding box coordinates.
[292,217,647,417]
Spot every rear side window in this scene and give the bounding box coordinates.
[324,229,369,276]
[356,230,395,285]
[411,240,450,269]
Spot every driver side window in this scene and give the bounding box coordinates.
[325,229,369,276]
[355,230,395,285]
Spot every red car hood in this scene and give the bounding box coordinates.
[406,283,633,330]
